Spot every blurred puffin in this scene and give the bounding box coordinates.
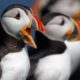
[0,4,45,80]
[29,0,80,80]
[32,0,80,20]
[34,13,80,80]
[27,13,69,80]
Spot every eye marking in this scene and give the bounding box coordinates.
[48,16,65,26]
[60,18,65,25]
[15,11,20,20]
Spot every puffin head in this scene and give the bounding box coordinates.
[43,13,80,41]
[0,4,45,48]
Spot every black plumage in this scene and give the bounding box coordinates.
[0,22,25,60]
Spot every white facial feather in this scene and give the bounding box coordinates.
[1,8,30,38]
[44,16,74,41]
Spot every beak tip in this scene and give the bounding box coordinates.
[31,43,37,49]
[34,46,37,49]
[33,15,46,33]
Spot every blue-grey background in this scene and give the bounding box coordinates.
[0,0,35,15]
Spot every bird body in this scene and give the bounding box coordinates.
[31,13,80,80]
[34,40,80,80]
[65,41,80,73]
[35,49,71,80]
[0,48,30,80]
[0,4,45,80]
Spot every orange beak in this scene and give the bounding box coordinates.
[73,12,80,20]
[18,25,37,49]
[66,19,80,38]
[66,29,73,37]
[33,15,46,33]
[78,22,80,28]
[17,15,46,48]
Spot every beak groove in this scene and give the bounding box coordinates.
[18,25,37,49]
[17,15,46,49]
[32,15,46,33]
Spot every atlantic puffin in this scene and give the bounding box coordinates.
[30,0,80,80]
[0,4,45,80]
[32,0,80,20]
[33,13,80,80]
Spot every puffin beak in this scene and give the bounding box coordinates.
[32,15,46,33]
[66,19,80,37]
[78,22,80,27]
[66,19,74,37]
[73,12,80,20]
[66,29,73,37]
[20,25,37,49]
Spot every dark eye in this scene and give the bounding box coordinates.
[60,18,65,25]
[15,12,20,20]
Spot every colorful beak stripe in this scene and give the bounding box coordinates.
[63,19,80,41]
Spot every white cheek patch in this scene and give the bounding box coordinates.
[1,17,21,37]
[19,9,31,27]
[48,16,63,25]
[23,16,30,26]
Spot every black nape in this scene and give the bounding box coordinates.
[28,31,66,64]
[0,22,7,46]
[36,31,66,53]
[0,23,25,60]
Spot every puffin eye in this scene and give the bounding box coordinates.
[15,12,20,20]
[60,18,65,25]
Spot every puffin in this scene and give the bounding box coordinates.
[32,0,80,20]
[27,13,69,80]
[27,13,80,80]
[34,13,80,80]
[0,4,45,80]
[31,1,80,79]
